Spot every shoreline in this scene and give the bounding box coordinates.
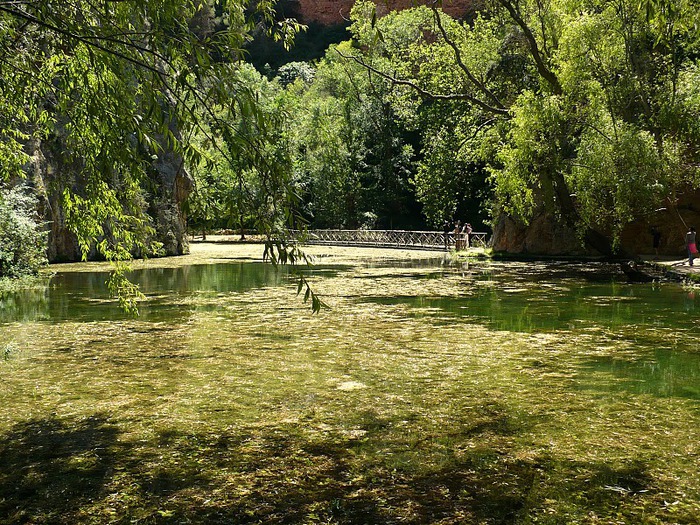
[38,236,700,283]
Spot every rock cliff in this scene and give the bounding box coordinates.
[491,213,588,256]
[492,190,700,258]
[291,0,477,25]
[24,133,192,263]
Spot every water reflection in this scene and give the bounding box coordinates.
[361,261,699,334]
[3,258,700,402]
[0,263,290,323]
[0,286,51,323]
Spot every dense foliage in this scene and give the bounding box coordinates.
[4,0,700,285]
[338,0,700,253]
[186,64,298,238]
[197,0,700,253]
[0,185,47,278]
[288,41,421,230]
[0,0,303,240]
[0,0,324,308]
[188,41,429,234]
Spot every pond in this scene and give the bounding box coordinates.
[1,244,700,524]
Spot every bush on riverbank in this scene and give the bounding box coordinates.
[0,185,47,278]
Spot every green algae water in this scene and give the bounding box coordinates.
[2,246,700,524]
[0,262,288,323]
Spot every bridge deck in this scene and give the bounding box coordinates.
[294,229,489,251]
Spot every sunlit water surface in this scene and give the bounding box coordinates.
[2,256,699,399]
[2,251,700,522]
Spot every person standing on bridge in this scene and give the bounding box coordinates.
[453,220,463,250]
[462,222,473,249]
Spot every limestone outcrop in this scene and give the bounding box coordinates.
[23,134,192,263]
[492,190,700,258]
[491,213,588,256]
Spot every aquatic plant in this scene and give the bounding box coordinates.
[2,342,17,361]
[2,245,700,523]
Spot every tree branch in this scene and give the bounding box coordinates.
[430,4,507,112]
[0,5,164,75]
[497,0,563,95]
[336,50,510,116]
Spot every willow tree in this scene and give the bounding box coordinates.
[0,0,323,310]
[345,0,700,255]
[286,41,417,230]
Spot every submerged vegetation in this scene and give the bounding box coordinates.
[2,0,700,522]
[2,245,700,523]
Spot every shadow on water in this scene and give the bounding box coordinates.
[0,415,120,524]
[576,349,700,399]
[0,406,661,525]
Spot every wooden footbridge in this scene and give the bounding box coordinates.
[293,229,489,251]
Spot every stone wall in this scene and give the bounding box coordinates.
[491,213,589,256]
[492,190,700,258]
[618,193,700,257]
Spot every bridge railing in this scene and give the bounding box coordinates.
[465,232,489,248]
[291,229,489,250]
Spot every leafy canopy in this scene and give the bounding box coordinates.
[0,0,319,310]
[342,0,700,252]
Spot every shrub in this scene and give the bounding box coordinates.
[0,184,48,278]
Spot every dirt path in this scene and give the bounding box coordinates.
[46,239,449,274]
[641,254,700,280]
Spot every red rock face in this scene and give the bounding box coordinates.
[294,0,476,25]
